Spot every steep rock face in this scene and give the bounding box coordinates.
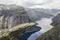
[0,5,41,40]
[0,25,41,40]
[18,26,41,40]
[0,4,41,40]
[0,4,30,29]
[51,13,60,26]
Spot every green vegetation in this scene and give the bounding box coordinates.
[37,24,60,40]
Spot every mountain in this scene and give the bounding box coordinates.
[51,13,60,26]
[0,4,41,40]
[25,8,60,21]
[37,13,60,40]
[0,4,32,29]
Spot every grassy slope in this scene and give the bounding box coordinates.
[37,24,60,40]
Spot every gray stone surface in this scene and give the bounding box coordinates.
[0,4,30,29]
[51,13,60,26]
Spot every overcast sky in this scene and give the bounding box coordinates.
[0,0,60,9]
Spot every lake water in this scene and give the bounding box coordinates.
[27,18,53,40]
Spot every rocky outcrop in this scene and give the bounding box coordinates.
[0,4,41,40]
[51,13,60,26]
[0,4,31,29]
[0,23,38,40]
[19,26,41,40]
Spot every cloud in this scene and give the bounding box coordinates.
[0,0,52,6]
[0,0,22,5]
[28,0,60,9]
[0,0,60,9]
[20,0,52,7]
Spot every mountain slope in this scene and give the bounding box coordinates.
[25,8,60,21]
[37,13,60,40]
[37,24,60,40]
[0,4,31,29]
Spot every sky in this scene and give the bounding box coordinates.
[0,0,60,9]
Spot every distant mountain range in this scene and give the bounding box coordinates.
[25,8,60,21]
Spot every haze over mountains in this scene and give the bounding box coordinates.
[0,0,60,20]
[25,8,60,21]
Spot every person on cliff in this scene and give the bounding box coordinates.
[28,18,31,23]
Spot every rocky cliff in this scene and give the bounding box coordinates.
[0,23,40,40]
[51,13,60,26]
[37,14,60,40]
[0,4,30,29]
[0,4,41,40]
